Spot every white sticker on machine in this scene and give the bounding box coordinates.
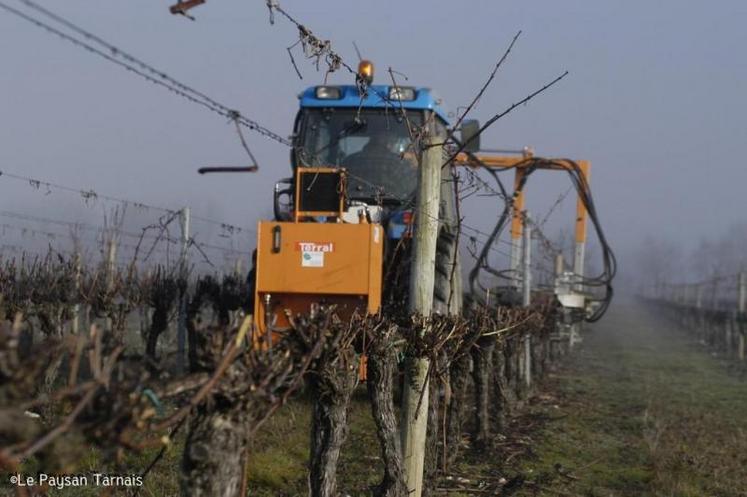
[302,251,324,267]
[297,242,333,268]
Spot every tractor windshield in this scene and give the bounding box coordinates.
[298,108,423,202]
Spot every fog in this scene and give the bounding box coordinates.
[2,0,746,287]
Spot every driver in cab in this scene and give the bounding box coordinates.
[342,133,417,198]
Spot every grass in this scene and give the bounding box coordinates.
[507,299,747,497]
[4,299,746,496]
[246,389,384,496]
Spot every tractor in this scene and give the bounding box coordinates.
[199,60,600,353]
[251,61,468,343]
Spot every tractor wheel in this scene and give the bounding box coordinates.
[433,227,459,314]
[383,225,461,315]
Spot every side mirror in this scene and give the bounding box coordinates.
[460,120,481,153]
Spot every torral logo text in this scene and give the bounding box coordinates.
[296,242,334,253]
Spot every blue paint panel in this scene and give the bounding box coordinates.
[299,85,450,123]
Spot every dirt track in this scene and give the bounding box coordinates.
[512,298,747,497]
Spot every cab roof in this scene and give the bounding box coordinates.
[299,85,450,123]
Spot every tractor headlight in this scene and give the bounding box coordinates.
[315,86,342,99]
[388,86,416,101]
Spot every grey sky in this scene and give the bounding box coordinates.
[1,0,746,277]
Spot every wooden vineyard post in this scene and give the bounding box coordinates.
[401,114,441,497]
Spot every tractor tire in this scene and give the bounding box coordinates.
[383,222,461,315]
[383,169,463,315]
[435,167,463,316]
[433,227,459,314]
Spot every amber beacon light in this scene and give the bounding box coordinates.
[358,60,374,85]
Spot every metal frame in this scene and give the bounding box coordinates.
[454,150,591,288]
[293,167,347,221]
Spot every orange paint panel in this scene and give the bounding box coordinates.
[454,153,533,169]
[256,222,380,294]
[510,170,526,240]
[366,224,383,314]
[575,161,590,243]
[253,221,383,336]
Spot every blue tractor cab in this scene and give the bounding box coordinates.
[288,68,451,208]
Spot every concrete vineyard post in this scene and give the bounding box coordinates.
[177,207,190,373]
[522,213,532,389]
[738,272,746,360]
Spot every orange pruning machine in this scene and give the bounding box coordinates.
[252,166,383,343]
